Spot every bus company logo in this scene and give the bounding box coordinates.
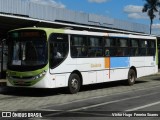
[2,112,11,117]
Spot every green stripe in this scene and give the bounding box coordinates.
[7,64,49,86]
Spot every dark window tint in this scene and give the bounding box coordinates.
[88,37,103,57]
[130,39,139,56]
[104,38,116,56]
[49,34,69,68]
[149,41,156,56]
[104,37,129,57]
[116,39,129,56]
[139,40,147,56]
[71,35,87,57]
[7,30,48,71]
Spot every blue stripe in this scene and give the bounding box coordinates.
[110,57,129,68]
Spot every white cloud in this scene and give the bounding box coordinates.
[124,5,143,13]
[128,13,148,19]
[124,5,146,19]
[88,0,110,3]
[124,5,159,19]
[30,0,65,8]
[152,24,160,29]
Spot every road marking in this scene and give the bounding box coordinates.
[68,92,160,112]
[41,85,160,108]
[125,101,160,111]
[40,92,160,117]
[39,85,160,117]
[40,92,160,114]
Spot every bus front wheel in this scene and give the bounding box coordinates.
[68,73,81,94]
[127,69,136,85]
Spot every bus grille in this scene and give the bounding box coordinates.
[13,81,32,86]
[11,76,34,80]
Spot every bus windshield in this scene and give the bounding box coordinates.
[8,30,48,71]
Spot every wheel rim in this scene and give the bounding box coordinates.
[71,78,79,90]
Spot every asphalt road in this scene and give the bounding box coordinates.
[0,74,160,120]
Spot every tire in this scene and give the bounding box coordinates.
[68,73,81,94]
[127,69,136,85]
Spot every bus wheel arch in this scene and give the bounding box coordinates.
[127,67,137,85]
[68,70,82,94]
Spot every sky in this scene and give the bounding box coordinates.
[30,0,160,35]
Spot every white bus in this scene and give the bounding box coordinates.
[6,28,158,93]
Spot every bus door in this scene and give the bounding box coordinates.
[49,33,69,73]
[0,39,7,79]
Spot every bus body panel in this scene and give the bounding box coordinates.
[130,56,157,78]
[6,28,158,91]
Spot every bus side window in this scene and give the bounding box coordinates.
[116,48,123,56]
[88,37,103,57]
[139,40,147,56]
[149,41,156,56]
[71,35,87,58]
[116,38,128,56]
[130,39,139,56]
[71,47,78,57]
[49,33,69,69]
[104,38,110,56]
[105,48,110,56]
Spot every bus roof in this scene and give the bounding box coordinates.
[9,27,156,40]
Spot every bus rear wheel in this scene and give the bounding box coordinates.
[68,73,81,94]
[127,69,136,85]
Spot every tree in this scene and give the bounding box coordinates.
[142,0,160,34]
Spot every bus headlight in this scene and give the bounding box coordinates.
[34,70,47,80]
